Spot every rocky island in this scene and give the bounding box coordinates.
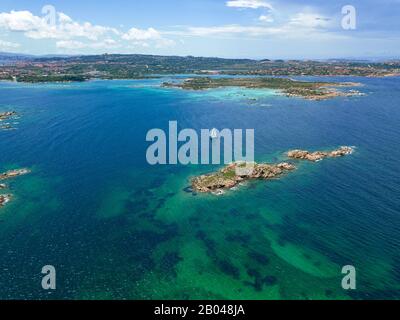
[163,77,362,100]
[192,162,296,194]
[191,147,354,194]
[287,146,354,162]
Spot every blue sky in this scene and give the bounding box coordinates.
[0,0,399,59]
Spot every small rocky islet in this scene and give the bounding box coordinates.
[190,147,354,195]
[0,111,19,131]
[0,169,31,208]
[0,111,17,121]
[0,194,12,207]
[287,146,354,162]
[1,111,30,208]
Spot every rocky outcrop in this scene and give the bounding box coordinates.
[0,111,17,121]
[191,147,355,194]
[192,162,296,194]
[0,111,19,131]
[287,146,354,162]
[0,194,12,207]
[0,169,30,208]
[0,168,31,181]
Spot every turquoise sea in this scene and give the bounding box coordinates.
[0,76,399,299]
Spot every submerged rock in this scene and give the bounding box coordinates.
[287,146,354,162]
[0,184,6,189]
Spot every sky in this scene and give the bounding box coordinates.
[0,0,399,59]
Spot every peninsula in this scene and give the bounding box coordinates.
[191,147,354,194]
[163,77,361,100]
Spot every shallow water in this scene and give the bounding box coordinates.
[0,76,399,299]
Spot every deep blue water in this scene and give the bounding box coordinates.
[0,76,399,299]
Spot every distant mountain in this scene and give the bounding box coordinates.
[0,52,75,64]
[0,52,34,58]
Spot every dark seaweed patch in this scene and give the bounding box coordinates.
[225,231,251,244]
[263,275,278,286]
[325,289,333,297]
[217,259,240,279]
[248,251,269,265]
[196,230,217,257]
[246,268,261,278]
[245,266,277,291]
[160,251,183,277]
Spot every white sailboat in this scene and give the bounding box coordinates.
[210,128,219,139]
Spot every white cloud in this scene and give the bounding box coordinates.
[0,9,176,51]
[0,8,337,54]
[122,27,161,41]
[122,27,175,47]
[0,10,117,41]
[226,0,273,10]
[0,39,20,50]
[185,25,281,37]
[171,10,345,41]
[56,39,119,50]
[26,12,118,41]
[259,14,274,23]
[0,10,45,32]
[288,13,331,28]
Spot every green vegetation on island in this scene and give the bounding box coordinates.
[163,77,362,100]
[191,147,354,194]
[0,54,399,83]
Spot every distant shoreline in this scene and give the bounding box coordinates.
[1,54,398,83]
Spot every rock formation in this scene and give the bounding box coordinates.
[192,162,296,194]
[0,194,12,207]
[0,111,17,121]
[191,147,354,194]
[287,146,354,162]
[0,168,31,181]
